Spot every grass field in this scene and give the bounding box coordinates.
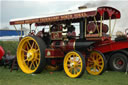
[0,41,18,55]
[0,66,128,85]
[0,41,128,85]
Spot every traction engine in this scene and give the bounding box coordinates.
[9,6,128,78]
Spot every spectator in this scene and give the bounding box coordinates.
[4,50,15,68]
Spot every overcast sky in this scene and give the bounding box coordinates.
[0,0,128,33]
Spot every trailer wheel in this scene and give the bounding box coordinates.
[17,36,46,74]
[109,53,128,72]
[63,51,85,78]
[86,51,107,75]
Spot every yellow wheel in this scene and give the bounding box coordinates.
[17,36,46,74]
[86,51,107,75]
[64,51,85,78]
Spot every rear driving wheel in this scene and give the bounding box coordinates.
[86,51,107,75]
[64,51,85,78]
[109,53,128,72]
[17,36,46,74]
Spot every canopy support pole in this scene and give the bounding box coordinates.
[21,24,23,37]
[94,17,100,35]
[100,16,103,37]
[109,17,112,37]
[13,25,19,36]
[35,26,37,33]
[112,19,117,35]
[85,18,87,37]
[80,19,85,39]
[49,24,51,32]
[29,24,32,33]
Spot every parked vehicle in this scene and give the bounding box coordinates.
[0,46,5,60]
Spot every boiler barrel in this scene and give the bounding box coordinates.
[75,39,95,51]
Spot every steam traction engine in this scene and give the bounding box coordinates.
[10,6,128,78]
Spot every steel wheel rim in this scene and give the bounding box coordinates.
[64,51,83,78]
[113,57,124,69]
[17,36,40,74]
[86,51,104,75]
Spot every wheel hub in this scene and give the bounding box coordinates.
[118,60,123,65]
[114,58,124,69]
[27,49,36,61]
[70,62,77,68]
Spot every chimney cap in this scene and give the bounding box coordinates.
[78,6,87,10]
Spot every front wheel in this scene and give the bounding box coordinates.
[63,51,85,78]
[17,36,46,74]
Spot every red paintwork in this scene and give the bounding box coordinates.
[45,48,64,58]
[65,39,75,52]
[51,59,56,65]
[98,8,105,16]
[0,46,5,60]
[51,41,65,51]
[94,39,128,53]
[50,59,63,66]
[98,6,121,19]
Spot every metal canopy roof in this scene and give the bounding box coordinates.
[10,6,121,26]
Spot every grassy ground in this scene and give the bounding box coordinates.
[0,41,18,55]
[0,41,128,85]
[0,67,128,85]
